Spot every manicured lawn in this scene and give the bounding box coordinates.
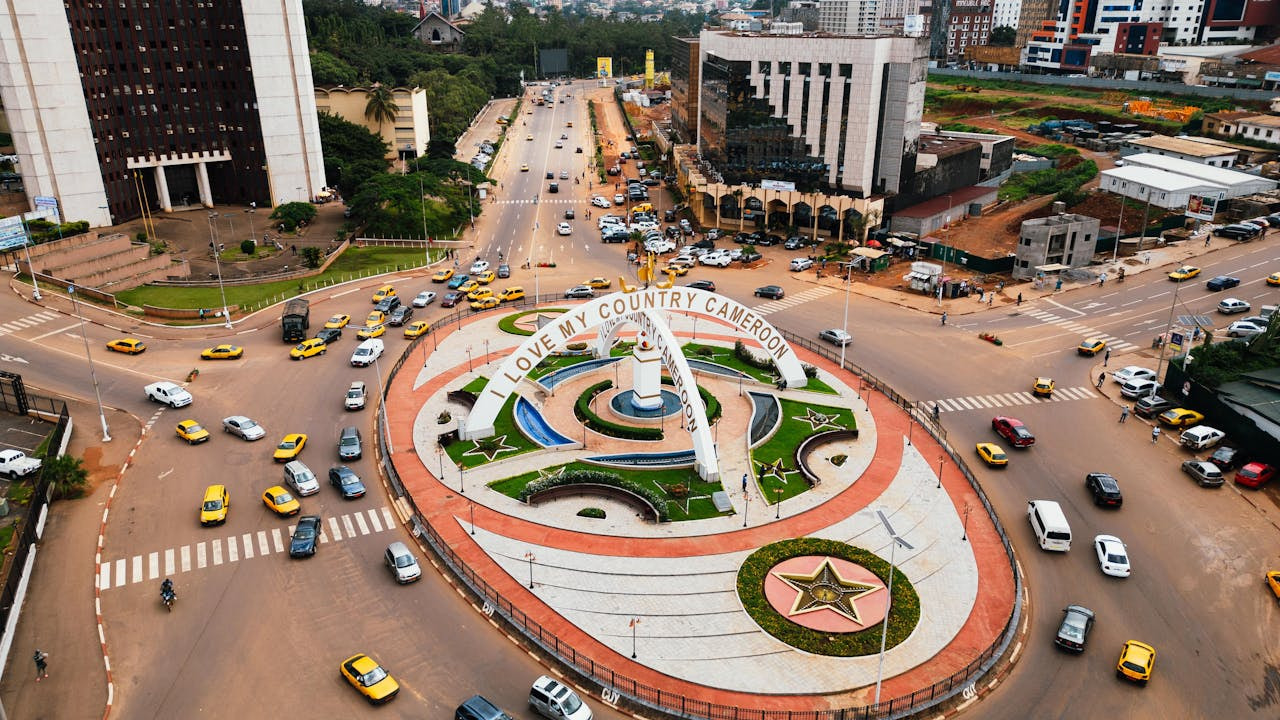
[529,354,596,379]
[488,460,730,522]
[445,376,540,468]
[682,342,837,394]
[751,398,856,503]
[115,246,441,312]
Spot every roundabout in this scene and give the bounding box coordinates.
[382,291,1017,710]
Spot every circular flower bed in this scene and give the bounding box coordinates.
[737,538,921,656]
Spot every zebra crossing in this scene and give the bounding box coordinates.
[930,385,1098,413]
[1019,307,1139,353]
[752,286,835,316]
[495,198,586,206]
[0,310,62,336]
[97,506,396,590]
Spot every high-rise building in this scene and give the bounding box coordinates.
[0,1,326,227]
[992,0,1022,33]
[670,37,702,144]
[818,0,883,35]
[945,0,994,59]
[693,29,928,197]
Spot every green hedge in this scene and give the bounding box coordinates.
[574,380,664,441]
[498,308,566,336]
[737,538,920,656]
[519,468,668,521]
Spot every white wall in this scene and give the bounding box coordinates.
[0,2,111,227]
[243,0,327,205]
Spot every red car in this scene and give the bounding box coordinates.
[1235,462,1275,489]
[992,416,1036,447]
[440,291,463,308]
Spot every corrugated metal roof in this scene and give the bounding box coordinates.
[1102,165,1225,191]
[1128,135,1236,158]
[1122,153,1278,189]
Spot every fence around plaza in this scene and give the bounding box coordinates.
[375,297,1024,720]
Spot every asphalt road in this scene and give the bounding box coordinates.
[2,82,1278,717]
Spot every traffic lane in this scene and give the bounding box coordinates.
[949,399,1275,717]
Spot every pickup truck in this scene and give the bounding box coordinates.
[145,381,193,408]
[0,449,42,480]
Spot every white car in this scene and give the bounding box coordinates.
[554,140,564,148]
[530,675,592,720]
[221,415,266,441]
[591,195,611,208]
[598,215,624,230]
[1217,298,1251,315]
[790,257,814,271]
[1227,320,1265,337]
[557,222,572,235]
[1094,534,1131,578]
[644,240,675,254]
[613,194,625,205]
[700,251,733,267]
[145,381,193,408]
[1119,378,1161,399]
[470,260,490,274]
[350,338,385,367]
[412,291,436,307]
[630,220,658,232]
[1111,366,1156,384]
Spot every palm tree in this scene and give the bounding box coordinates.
[364,84,400,139]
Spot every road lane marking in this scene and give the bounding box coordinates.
[932,386,1097,412]
[258,531,269,556]
[181,546,191,573]
[368,508,383,533]
[241,533,254,560]
[330,287,361,298]
[164,548,175,576]
[29,323,80,341]
[212,539,223,566]
[227,535,239,563]
[148,552,159,580]
[132,555,143,584]
[115,559,126,588]
[381,507,395,528]
[328,516,343,542]
[354,512,369,535]
[271,529,284,553]
[99,563,110,590]
[197,542,207,569]
[343,514,357,538]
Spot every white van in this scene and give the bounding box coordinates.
[345,381,367,411]
[1180,425,1225,450]
[350,338,384,367]
[283,460,320,496]
[1027,500,1072,552]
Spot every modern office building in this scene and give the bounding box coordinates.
[670,37,701,144]
[315,86,431,162]
[0,1,326,227]
[818,0,882,35]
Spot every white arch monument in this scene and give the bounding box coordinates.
[462,286,808,481]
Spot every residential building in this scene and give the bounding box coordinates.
[1119,136,1240,167]
[1013,212,1100,280]
[781,0,823,30]
[945,0,994,60]
[1015,0,1057,48]
[1236,115,1280,145]
[0,0,326,227]
[1204,110,1261,137]
[670,37,701,143]
[315,87,431,162]
[817,0,881,35]
[992,0,1021,33]
[412,11,466,51]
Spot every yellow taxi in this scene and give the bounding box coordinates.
[273,433,308,462]
[1032,377,1055,397]
[1116,640,1155,685]
[1158,408,1204,427]
[665,264,689,276]
[975,442,1008,467]
[340,653,400,704]
[199,485,230,526]
[586,277,611,289]
[470,296,501,310]
[175,420,210,444]
[467,286,494,302]
[200,344,244,360]
[1267,571,1280,602]
[371,285,396,304]
[456,279,479,294]
[289,338,327,360]
[1167,265,1201,282]
[261,486,300,517]
[476,270,497,285]
[324,314,351,329]
[403,321,430,339]
[1267,272,1280,287]
[106,338,147,354]
[497,287,525,302]
[366,310,386,327]
[432,268,455,283]
[1076,338,1106,356]
[357,323,386,340]
[520,164,529,172]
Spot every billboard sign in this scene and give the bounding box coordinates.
[596,57,613,78]
[761,179,796,192]
[1185,193,1217,221]
[0,215,27,252]
[34,196,60,225]
[1266,71,1280,83]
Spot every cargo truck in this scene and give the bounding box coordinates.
[281,298,310,342]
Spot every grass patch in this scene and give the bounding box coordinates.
[530,353,597,379]
[488,460,729,522]
[737,538,920,656]
[0,525,13,554]
[752,398,856,503]
[803,376,838,395]
[999,159,1098,202]
[443,390,540,468]
[461,376,488,393]
[682,342,773,382]
[115,246,440,312]
[7,482,33,506]
[497,308,567,336]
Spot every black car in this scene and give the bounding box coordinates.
[642,178,660,186]
[663,209,676,222]
[758,234,784,247]
[602,231,628,244]
[545,171,554,179]
[1208,445,1244,470]
[316,327,342,344]
[289,515,321,557]
[564,208,575,219]
[374,295,401,314]
[687,280,716,292]
[1133,394,1173,418]
[1085,472,1123,507]
[754,285,785,299]
[328,465,367,499]
[1054,605,1095,653]
[387,305,414,326]
[441,291,463,308]
[733,232,752,244]
[497,263,511,278]
[693,238,715,250]
[1214,224,1260,240]
[1206,275,1241,291]
[549,183,559,193]
[455,695,513,720]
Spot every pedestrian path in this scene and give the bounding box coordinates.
[1019,307,1139,353]
[97,506,395,590]
[751,286,835,316]
[0,310,63,336]
[930,385,1098,413]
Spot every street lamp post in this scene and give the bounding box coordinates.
[874,511,914,705]
[458,461,466,494]
[937,455,944,489]
[207,213,232,329]
[20,225,41,301]
[1155,279,1182,381]
[68,286,111,442]
[774,488,783,519]
[525,551,536,588]
[742,490,749,527]
[840,265,852,368]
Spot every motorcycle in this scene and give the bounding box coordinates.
[161,582,176,612]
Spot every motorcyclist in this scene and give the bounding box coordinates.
[161,578,175,599]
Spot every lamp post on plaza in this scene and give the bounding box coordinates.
[937,455,944,489]
[874,510,913,706]
[68,286,111,442]
[206,213,232,329]
[525,551,536,588]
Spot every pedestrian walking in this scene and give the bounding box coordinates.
[932,404,940,421]
[1096,373,1105,389]
[1104,349,1111,366]
[742,473,748,492]
[1119,405,1130,423]
[987,294,994,306]
[33,650,48,681]
[1151,426,1161,444]
[1016,292,1023,305]
[941,312,948,326]
[1205,235,1211,247]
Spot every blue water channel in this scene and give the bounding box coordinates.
[538,357,621,389]
[514,396,576,447]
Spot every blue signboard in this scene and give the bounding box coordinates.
[0,216,26,252]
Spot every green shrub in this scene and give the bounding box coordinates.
[999,159,1097,202]
[519,468,668,521]
[565,341,588,351]
[577,507,606,519]
[300,246,323,268]
[574,381,663,441]
[240,239,256,256]
[694,346,714,357]
[734,339,775,372]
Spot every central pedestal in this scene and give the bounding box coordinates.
[630,331,664,411]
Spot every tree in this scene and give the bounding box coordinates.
[364,84,400,137]
[989,26,1017,46]
[310,50,359,85]
[270,202,318,231]
[317,111,388,198]
[300,246,324,268]
[41,453,88,500]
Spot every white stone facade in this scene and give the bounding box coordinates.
[992,0,1021,31]
[817,0,883,35]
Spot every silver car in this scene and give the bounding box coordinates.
[221,415,265,441]
[385,542,422,584]
[1182,460,1225,487]
[819,329,852,346]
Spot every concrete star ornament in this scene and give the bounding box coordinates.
[772,556,884,625]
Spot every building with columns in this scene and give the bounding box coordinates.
[0,0,326,228]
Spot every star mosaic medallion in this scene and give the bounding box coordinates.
[792,407,843,432]
[771,556,884,625]
[755,458,799,485]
